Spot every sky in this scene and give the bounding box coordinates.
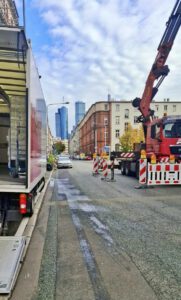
[14,0,181,136]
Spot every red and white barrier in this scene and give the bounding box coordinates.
[92,157,99,175]
[121,152,135,158]
[99,157,104,170]
[138,156,181,187]
[110,160,114,169]
[102,159,108,179]
[147,163,181,185]
[159,157,169,163]
[139,159,147,185]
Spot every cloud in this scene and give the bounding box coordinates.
[28,0,180,135]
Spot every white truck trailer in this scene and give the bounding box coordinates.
[0,26,47,234]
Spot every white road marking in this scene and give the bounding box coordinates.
[90,216,113,245]
[57,179,112,245]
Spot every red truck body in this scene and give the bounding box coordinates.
[145,116,181,161]
[114,1,181,180]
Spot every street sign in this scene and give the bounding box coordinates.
[103,146,110,154]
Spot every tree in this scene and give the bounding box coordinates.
[119,124,145,152]
[53,141,65,154]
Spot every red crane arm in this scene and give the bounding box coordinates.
[133,0,181,123]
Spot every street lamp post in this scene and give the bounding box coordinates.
[47,101,70,123]
[47,101,70,131]
[47,101,70,108]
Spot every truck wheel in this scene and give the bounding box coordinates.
[125,165,131,176]
[120,163,126,175]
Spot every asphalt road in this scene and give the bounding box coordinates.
[11,160,181,300]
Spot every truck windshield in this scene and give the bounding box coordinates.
[163,122,181,138]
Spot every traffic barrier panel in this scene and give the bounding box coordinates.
[139,159,147,185]
[160,157,169,163]
[92,157,99,175]
[147,163,181,185]
[121,152,135,158]
[99,157,104,171]
[101,159,108,179]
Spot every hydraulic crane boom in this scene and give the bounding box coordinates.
[133,0,181,123]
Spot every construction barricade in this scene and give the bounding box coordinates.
[137,157,181,187]
[92,157,99,176]
[99,157,104,172]
[147,163,181,185]
[139,159,147,185]
[101,159,108,180]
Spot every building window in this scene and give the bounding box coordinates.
[151,123,161,139]
[155,105,159,111]
[115,143,120,151]
[115,116,120,125]
[116,104,120,112]
[173,105,176,112]
[164,105,168,111]
[115,129,120,138]
[124,122,129,131]
[125,109,129,118]
[104,118,108,125]
[105,104,108,110]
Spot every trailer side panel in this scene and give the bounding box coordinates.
[27,47,47,188]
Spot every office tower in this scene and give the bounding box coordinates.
[55,106,68,139]
[75,101,85,125]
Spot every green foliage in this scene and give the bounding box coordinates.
[119,124,145,152]
[47,154,55,165]
[54,141,65,154]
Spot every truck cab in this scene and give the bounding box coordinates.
[146,116,181,161]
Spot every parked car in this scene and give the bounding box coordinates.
[85,156,92,160]
[57,156,73,168]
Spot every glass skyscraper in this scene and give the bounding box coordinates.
[55,106,68,139]
[75,101,85,125]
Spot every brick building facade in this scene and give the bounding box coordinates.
[79,102,110,155]
[70,99,181,156]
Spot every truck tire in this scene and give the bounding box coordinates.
[125,165,131,176]
[120,163,126,175]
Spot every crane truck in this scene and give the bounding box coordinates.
[114,0,181,185]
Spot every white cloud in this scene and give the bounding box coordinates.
[29,0,180,135]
